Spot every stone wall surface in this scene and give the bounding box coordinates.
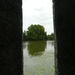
[53,0,75,75]
[0,0,22,75]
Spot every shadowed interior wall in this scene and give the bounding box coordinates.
[0,0,22,75]
[53,0,75,75]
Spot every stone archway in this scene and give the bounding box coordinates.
[53,0,75,75]
[0,0,23,75]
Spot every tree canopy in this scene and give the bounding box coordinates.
[22,24,55,41]
[22,30,27,41]
[47,33,54,40]
[27,24,47,41]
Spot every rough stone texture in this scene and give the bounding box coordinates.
[0,0,23,75]
[53,0,75,75]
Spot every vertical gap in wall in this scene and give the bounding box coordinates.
[22,0,55,75]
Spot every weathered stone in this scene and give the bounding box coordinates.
[0,0,22,75]
[53,0,75,75]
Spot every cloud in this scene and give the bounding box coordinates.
[22,0,54,34]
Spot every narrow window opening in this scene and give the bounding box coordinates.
[22,0,55,75]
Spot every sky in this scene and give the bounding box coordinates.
[22,0,54,34]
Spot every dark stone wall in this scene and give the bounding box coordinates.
[0,0,23,75]
[53,0,75,75]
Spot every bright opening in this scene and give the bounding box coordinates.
[22,0,55,75]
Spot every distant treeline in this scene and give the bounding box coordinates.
[22,24,54,41]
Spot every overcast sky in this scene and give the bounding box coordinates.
[22,0,54,34]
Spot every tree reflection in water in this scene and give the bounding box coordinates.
[27,41,46,57]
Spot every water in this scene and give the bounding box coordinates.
[23,41,55,75]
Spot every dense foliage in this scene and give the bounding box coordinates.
[27,24,47,41]
[22,24,54,41]
[22,30,27,41]
[47,33,54,40]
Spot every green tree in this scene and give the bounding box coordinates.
[22,30,27,41]
[27,24,47,41]
[47,33,54,40]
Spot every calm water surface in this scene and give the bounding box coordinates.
[23,41,55,75]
